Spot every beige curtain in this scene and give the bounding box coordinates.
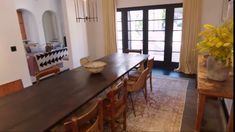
[176,0,202,74]
[102,0,117,55]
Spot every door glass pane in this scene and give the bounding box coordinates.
[116,21,122,31]
[116,12,122,21]
[116,12,122,53]
[173,20,182,30]
[128,10,143,20]
[148,9,166,61]
[172,52,180,62]
[148,41,165,51]
[149,20,165,30]
[172,42,181,52]
[117,40,122,53]
[148,31,165,41]
[117,31,122,40]
[128,41,142,49]
[128,21,143,30]
[149,9,166,20]
[174,8,183,19]
[172,31,182,41]
[148,51,164,61]
[172,7,183,63]
[128,31,143,40]
[128,10,143,50]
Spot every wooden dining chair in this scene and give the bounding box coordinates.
[124,49,144,71]
[35,65,60,84]
[127,68,149,116]
[128,57,154,91]
[103,79,128,132]
[0,79,23,97]
[64,98,103,132]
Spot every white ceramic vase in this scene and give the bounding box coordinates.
[206,56,230,81]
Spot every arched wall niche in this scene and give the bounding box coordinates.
[16,9,39,43]
[42,10,60,43]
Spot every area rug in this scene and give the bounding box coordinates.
[125,76,189,132]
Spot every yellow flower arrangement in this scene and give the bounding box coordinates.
[197,18,233,67]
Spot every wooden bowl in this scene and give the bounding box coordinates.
[83,61,106,74]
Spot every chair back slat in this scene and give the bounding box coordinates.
[35,66,60,84]
[0,79,23,97]
[132,68,149,92]
[147,58,154,75]
[107,80,127,114]
[64,99,103,132]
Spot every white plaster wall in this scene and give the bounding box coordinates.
[0,0,32,87]
[87,0,105,60]
[62,0,89,69]
[201,0,224,27]
[15,0,65,45]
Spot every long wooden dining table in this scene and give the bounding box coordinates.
[0,53,148,131]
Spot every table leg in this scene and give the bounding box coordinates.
[227,102,233,132]
[195,94,206,132]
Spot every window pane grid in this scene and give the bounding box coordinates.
[171,7,183,63]
[116,11,122,53]
[149,9,166,20]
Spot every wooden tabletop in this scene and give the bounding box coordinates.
[0,53,148,131]
[197,55,233,99]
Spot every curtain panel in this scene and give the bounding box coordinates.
[102,0,117,55]
[176,0,202,74]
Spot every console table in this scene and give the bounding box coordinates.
[195,55,233,132]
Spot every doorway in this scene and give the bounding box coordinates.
[116,3,183,69]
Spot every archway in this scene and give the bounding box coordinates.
[42,10,60,43]
[16,9,39,43]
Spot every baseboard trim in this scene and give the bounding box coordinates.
[220,98,229,122]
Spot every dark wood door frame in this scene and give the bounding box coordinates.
[117,3,183,70]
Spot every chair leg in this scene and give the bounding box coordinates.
[110,119,115,132]
[123,110,127,131]
[143,88,147,103]
[150,72,153,92]
[129,93,136,117]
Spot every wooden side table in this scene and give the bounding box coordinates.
[195,55,233,132]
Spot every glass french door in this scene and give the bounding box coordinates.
[116,3,183,69]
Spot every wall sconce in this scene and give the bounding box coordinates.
[74,0,98,22]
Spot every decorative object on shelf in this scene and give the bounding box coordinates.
[83,61,106,74]
[196,18,233,81]
[74,0,98,22]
